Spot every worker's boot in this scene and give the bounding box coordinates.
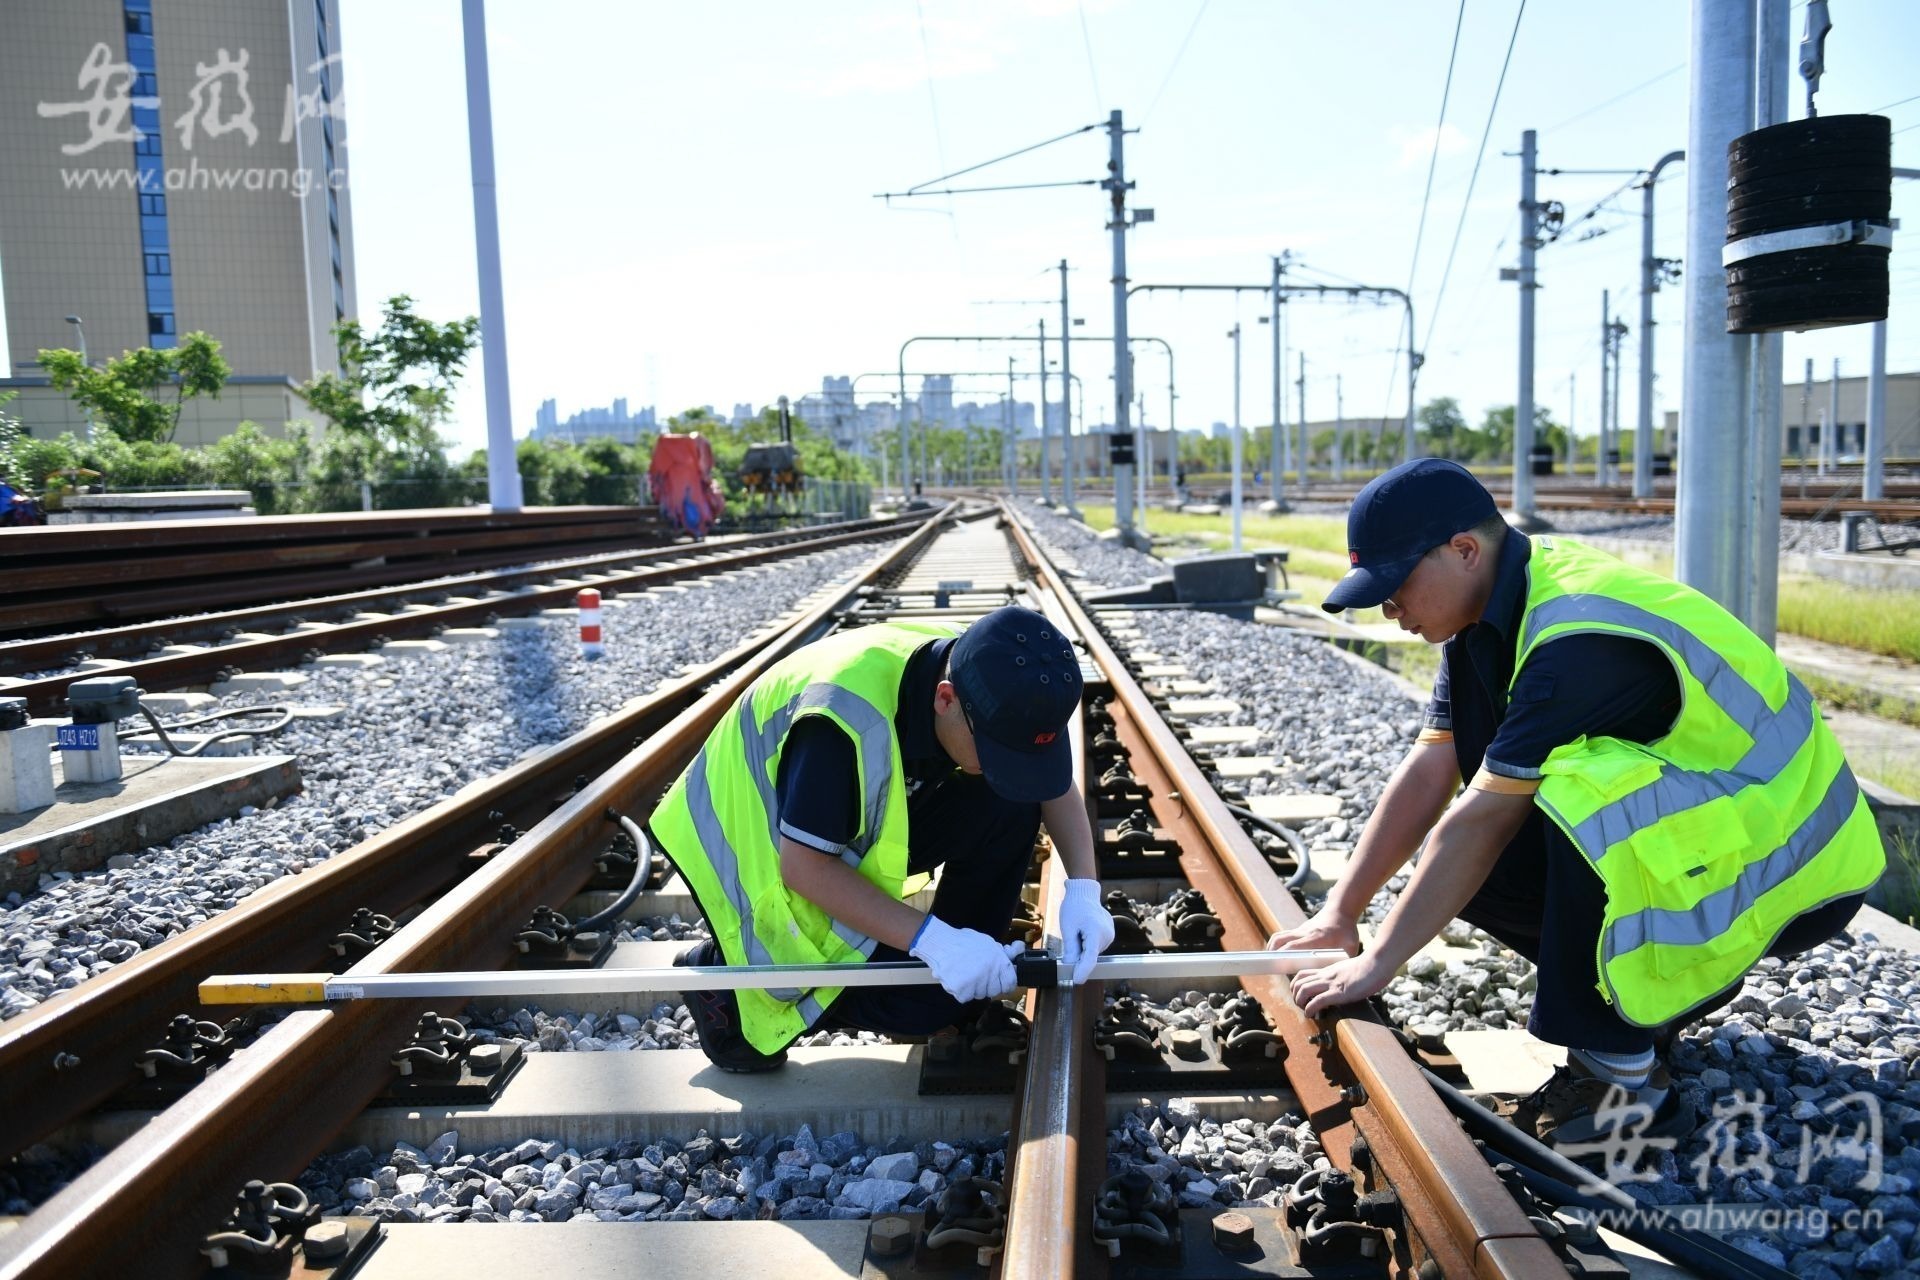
[1520,1056,1695,1155]
[674,940,788,1074]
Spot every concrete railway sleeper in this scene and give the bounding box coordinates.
[0,500,1710,1278]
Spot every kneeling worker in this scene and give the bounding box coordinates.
[653,605,1116,1072]
[1270,459,1883,1147]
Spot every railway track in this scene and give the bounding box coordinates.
[0,499,1719,1278]
[0,505,679,638]
[0,510,931,715]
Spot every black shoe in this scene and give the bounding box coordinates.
[673,940,788,1074]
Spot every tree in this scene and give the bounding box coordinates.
[39,332,230,444]
[1418,397,1467,459]
[298,294,480,458]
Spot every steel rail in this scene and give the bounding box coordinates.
[0,504,959,1280]
[1002,507,1562,1279]
[4,515,927,716]
[0,511,917,677]
[0,507,952,1163]
[1000,643,1107,1279]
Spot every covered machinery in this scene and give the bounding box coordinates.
[647,432,725,539]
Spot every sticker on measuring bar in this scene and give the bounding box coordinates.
[936,580,975,592]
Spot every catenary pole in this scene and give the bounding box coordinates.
[1637,150,1685,499]
[1334,373,1345,483]
[1675,0,1757,622]
[1230,322,1243,550]
[1826,359,1840,476]
[1106,111,1138,542]
[1866,321,1888,501]
[1296,353,1308,497]
[1060,259,1077,512]
[1749,0,1788,641]
[1513,128,1540,524]
[1039,319,1052,503]
[1600,290,1612,488]
[1270,255,1288,506]
[462,0,522,511]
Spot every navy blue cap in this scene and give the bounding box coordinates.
[1323,459,1498,613]
[948,606,1081,802]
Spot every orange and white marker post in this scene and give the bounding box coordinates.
[578,588,603,660]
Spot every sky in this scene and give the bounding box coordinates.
[45,1,1920,454]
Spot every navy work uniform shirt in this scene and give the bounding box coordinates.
[775,637,958,875]
[1422,532,1682,804]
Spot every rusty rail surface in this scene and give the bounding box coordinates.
[0,511,918,678]
[0,504,957,1280]
[1003,507,1562,1280]
[3,513,926,716]
[0,506,675,637]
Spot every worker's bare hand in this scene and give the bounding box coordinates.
[1289,953,1391,1018]
[1266,907,1361,958]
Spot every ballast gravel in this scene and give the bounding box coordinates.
[0,546,876,1021]
[300,1124,1008,1224]
[1016,501,1164,588]
[1079,602,1920,1276]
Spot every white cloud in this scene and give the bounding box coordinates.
[1391,122,1470,170]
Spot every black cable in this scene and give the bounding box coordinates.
[1223,801,1314,890]
[1422,0,1529,359]
[573,812,655,933]
[1419,1066,1797,1280]
[125,702,296,757]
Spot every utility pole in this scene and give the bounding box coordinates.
[1512,128,1541,525]
[1826,358,1840,475]
[1296,353,1308,497]
[1269,253,1290,507]
[1136,387,1148,517]
[1610,313,1626,490]
[1333,373,1345,483]
[1636,150,1685,499]
[1867,320,1888,500]
[1800,358,1814,497]
[1568,372,1577,474]
[1599,291,1612,488]
[1105,110,1140,545]
[1007,356,1018,495]
[1676,0,1757,627]
[463,0,522,510]
[1059,259,1077,514]
[1229,322,1243,550]
[1748,0,1788,639]
[1038,319,1051,503]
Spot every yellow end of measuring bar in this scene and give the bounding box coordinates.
[199,973,334,1005]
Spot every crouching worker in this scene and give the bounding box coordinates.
[652,605,1116,1072]
[1269,459,1883,1149]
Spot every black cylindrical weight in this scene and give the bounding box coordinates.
[1726,168,1887,208]
[1726,191,1892,238]
[1727,114,1890,170]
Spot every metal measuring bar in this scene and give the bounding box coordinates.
[198,948,1350,1006]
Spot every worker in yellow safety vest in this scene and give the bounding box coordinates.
[652,605,1115,1072]
[1269,459,1883,1150]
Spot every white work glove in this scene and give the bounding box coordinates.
[1058,878,1117,985]
[909,916,1024,1003]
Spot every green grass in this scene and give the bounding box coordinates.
[1793,670,1920,731]
[1074,502,1920,664]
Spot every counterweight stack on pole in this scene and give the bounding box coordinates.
[1512,129,1541,528]
[1637,151,1686,500]
[462,0,522,512]
[1676,0,1758,626]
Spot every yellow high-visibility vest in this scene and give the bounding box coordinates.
[652,622,957,1053]
[1519,536,1884,1026]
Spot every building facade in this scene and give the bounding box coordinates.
[0,0,356,446]
[1660,371,1919,460]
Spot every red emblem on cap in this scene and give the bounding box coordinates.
[1349,550,1360,565]
[1032,731,1057,745]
